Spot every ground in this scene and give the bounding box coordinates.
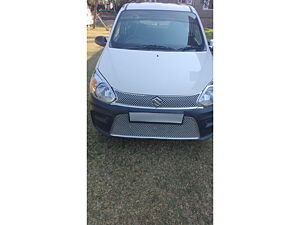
[87,26,213,225]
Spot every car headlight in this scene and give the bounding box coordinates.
[89,70,116,103]
[197,82,213,107]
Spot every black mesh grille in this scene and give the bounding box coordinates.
[110,114,200,139]
[114,90,199,108]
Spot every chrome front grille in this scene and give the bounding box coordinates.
[110,114,200,140]
[114,90,199,108]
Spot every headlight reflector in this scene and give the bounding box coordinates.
[89,70,116,103]
[197,84,213,107]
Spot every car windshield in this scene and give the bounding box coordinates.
[110,10,206,52]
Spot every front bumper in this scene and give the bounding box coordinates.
[89,95,213,140]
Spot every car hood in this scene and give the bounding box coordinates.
[96,48,213,96]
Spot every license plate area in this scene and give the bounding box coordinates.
[129,112,183,124]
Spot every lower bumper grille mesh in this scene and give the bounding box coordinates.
[110,114,200,139]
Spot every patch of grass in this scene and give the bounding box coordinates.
[87,26,213,225]
[87,27,110,78]
[205,28,213,41]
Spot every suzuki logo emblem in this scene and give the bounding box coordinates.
[151,96,163,107]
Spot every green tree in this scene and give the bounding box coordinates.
[112,0,131,11]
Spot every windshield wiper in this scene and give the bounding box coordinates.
[128,45,176,51]
[177,46,203,51]
[143,45,176,51]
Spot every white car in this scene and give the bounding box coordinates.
[89,3,213,140]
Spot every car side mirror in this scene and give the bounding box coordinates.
[95,36,107,47]
[208,39,213,52]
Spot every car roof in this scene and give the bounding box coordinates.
[125,3,191,12]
